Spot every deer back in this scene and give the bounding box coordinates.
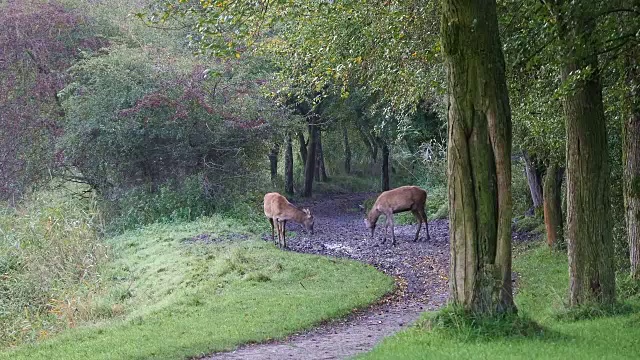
[264,192,307,222]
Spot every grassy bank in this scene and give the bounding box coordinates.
[360,242,640,359]
[1,217,393,360]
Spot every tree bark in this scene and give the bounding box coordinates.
[284,134,294,195]
[552,2,615,306]
[314,130,328,182]
[441,0,515,314]
[268,143,279,183]
[624,47,640,279]
[543,163,564,249]
[356,124,377,164]
[342,121,351,174]
[523,151,543,216]
[297,131,307,168]
[381,141,390,191]
[302,123,318,197]
[318,130,328,181]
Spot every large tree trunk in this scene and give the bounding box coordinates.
[624,47,640,279]
[268,143,279,183]
[543,163,564,249]
[298,131,307,168]
[523,151,543,216]
[302,124,318,197]
[553,3,615,306]
[381,141,390,191]
[342,121,351,174]
[284,134,294,195]
[441,0,515,314]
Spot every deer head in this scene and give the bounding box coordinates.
[302,208,314,235]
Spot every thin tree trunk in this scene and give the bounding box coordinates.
[285,134,294,195]
[372,142,379,164]
[442,0,515,314]
[314,130,327,182]
[356,123,379,164]
[342,122,351,174]
[523,151,543,216]
[381,141,390,191]
[317,130,328,182]
[314,141,320,182]
[624,47,640,279]
[298,131,307,168]
[268,144,279,183]
[551,3,616,306]
[543,163,564,249]
[303,123,318,197]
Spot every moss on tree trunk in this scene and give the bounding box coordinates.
[441,0,515,314]
[624,46,640,279]
[552,2,615,306]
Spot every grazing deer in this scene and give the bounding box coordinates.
[364,186,430,246]
[263,192,314,249]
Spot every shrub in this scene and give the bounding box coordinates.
[0,0,106,202]
[0,188,108,347]
[58,46,275,229]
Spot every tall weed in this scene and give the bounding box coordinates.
[0,189,107,347]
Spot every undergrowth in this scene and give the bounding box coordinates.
[0,189,107,347]
[418,306,546,340]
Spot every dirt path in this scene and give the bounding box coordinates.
[203,192,450,360]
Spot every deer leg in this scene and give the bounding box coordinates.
[420,208,430,241]
[389,214,396,246]
[282,220,287,249]
[276,219,283,248]
[412,210,421,242]
[268,218,275,244]
[381,217,388,244]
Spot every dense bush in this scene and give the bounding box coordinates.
[0,189,107,347]
[0,0,106,202]
[58,46,274,229]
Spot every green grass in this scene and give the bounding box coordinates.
[359,242,640,359]
[1,217,393,360]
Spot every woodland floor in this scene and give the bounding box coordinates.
[200,192,451,360]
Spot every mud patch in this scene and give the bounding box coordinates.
[203,192,450,360]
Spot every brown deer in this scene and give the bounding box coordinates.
[364,185,430,246]
[263,192,314,249]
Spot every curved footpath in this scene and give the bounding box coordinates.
[203,192,450,360]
